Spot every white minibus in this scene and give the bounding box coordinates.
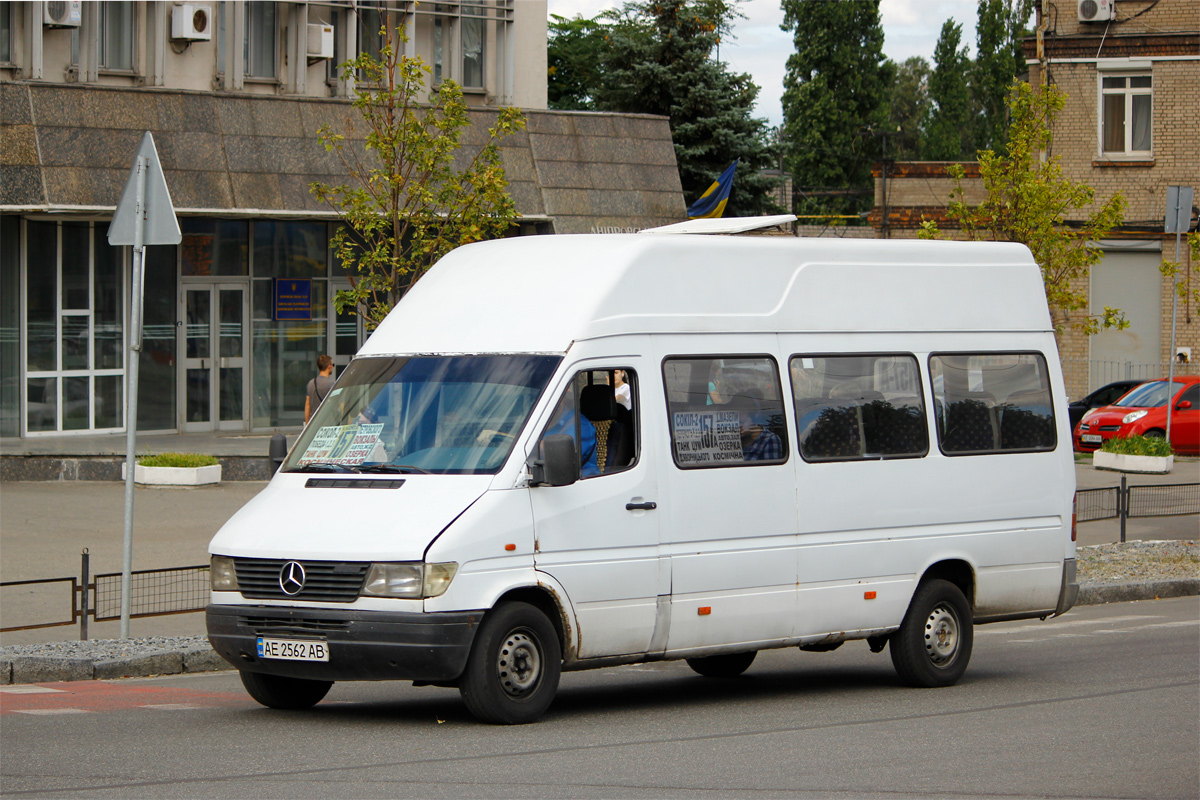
[207,229,1079,724]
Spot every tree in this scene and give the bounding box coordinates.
[923,20,972,160]
[972,0,1034,152]
[310,24,525,329]
[595,0,779,217]
[919,82,1128,336]
[885,56,931,162]
[781,0,893,217]
[547,13,608,111]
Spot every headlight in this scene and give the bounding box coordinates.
[1122,410,1148,424]
[361,562,458,598]
[210,555,239,591]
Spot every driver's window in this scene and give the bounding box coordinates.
[538,368,638,478]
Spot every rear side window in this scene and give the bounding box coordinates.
[662,356,788,467]
[791,354,928,462]
[930,353,1056,455]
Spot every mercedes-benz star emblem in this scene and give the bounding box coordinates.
[279,561,306,596]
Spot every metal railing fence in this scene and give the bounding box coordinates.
[1061,359,1165,401]
[1076,479,1199,542]
[1,551,208,640]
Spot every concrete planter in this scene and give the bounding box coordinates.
[1093,450,1174,474]
[121,463,222,485]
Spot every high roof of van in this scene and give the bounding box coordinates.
[358,234,1051,356]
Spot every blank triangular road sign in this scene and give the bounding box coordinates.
[108,132,181,246]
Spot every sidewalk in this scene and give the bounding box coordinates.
[1,455,1196,684]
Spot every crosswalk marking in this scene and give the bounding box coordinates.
[140,703,201,711]
[0,686,68,694]
[15,708,89,715]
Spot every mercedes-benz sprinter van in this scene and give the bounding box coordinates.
[207,231,1078,724]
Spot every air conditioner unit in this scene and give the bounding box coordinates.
[43,0,82,28]
[307,23,335,60]
[172,3,213,41]
[1078,0,1115,22]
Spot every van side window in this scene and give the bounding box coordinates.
[538,368,637,477]
[662,356,788,468]
[930,353,1056,455]
[790,355,928,462]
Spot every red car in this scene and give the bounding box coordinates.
[1074,376,1200,454]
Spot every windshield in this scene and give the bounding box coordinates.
[1114,380,1184,409]
[283,355,561,475]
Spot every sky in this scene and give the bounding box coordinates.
[545,0,987,128]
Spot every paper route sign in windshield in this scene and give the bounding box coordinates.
[298,423,384,466]
[672,410,742,465]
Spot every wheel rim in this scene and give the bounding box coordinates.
[923,603,960,667]
[497,628,542,697]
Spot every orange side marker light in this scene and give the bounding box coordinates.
[864,591,877,600]
[698,606,711,616]
[504,543,516,551]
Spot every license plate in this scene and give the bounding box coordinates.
[1082,434,1103,444]
[256,637,329,662]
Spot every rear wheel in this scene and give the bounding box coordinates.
[889,579,973,688]
[459,601,561,725]
[686,651,756,678]
[239,670,333,710]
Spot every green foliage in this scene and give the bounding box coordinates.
[923,20,972,160]
[921,82,1128,336]
[591,0,779,217]
[1100,435,1173,457]
[781,0,892,217]
[971,0,1034,153]
[137,453,219,468]
[885,56,930,162]
[1159,232,1200,311]
[310,23,525,330]
[548,13,608,110]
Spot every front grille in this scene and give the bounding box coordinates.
[234,558,368,602]
[240,615,352,635]
[1099,425,1122,432]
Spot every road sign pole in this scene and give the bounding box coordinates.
[120,154,148,640]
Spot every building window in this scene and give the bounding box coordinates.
[1101,73,1152,155]
[461,3,485,89]
[358,1,385,63]
[0,3,13,63]
[244,1,277,79]
[99,1,135,71]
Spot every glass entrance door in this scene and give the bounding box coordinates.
[181,284,248,431]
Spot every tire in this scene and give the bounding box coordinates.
[458,601,561,725]
[686,650,756,678]
[240,670,333,710]
[1143,429,1166,439]
[889,579,973,688]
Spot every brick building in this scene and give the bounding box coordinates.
[873,0,1198,400]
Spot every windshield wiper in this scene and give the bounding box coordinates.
[289,463,353,473]
[357,464,432,475]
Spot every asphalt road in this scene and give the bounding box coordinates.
[2,597,1196,800]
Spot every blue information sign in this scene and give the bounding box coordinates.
[274,279,312,321]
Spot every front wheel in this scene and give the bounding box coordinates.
[240,670,333,710]
[459,601,561,725]
[686,651,756,678]
[889,579,973,688]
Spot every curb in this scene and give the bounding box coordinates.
[2,581,1196,686]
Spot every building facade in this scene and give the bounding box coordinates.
[1,1,688,439]
[872,0,1198,400]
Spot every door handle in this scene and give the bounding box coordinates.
[626,501,657,511]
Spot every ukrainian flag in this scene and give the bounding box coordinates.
[686,160,739,219]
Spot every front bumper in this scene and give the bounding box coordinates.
[207,604,483,682]
[1054,558,1078,617]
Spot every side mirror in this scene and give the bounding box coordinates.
[530,434,580,487]
[1177,400,1192,410]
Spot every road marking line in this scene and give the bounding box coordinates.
[14,708,90,715]
[0,686,68,694]
[140,703,201,711]
[1145,620,1199,629]
[978,614,1162,636]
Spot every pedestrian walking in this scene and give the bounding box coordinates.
[305,355,335,423]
